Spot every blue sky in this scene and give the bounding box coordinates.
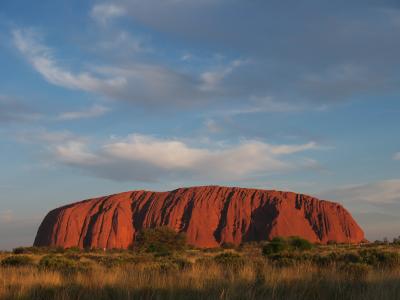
[1,0,400,249]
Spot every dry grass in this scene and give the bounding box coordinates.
[0,245,400,299]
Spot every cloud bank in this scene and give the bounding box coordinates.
[28,132,318,182]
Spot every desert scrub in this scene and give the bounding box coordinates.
[262,237,288,255]
[1,255,34,267]
[133,227,187,256]
[84,253,142,268]
[262,236,313,257]
[359,249,400,269]
[289,236,313,251]
[266,253,313,267]
[39,255,85,274]
[214,252,244,268]
[13,246,67,255]
[340,263,372,281]
[312,252,340,267]
[1,244,400,300]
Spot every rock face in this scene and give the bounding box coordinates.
[34,186,365,249]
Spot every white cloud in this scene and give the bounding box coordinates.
[91,3,126,25]
[35,132,318,182]
[181,53,193,61]
[393,152,400,160]
[57,105,110,120]
[207,96,303,117]
[204,119,222,133]
[96,31,150,53]
[55,141,100,165]
[200,59,246,91]
[12,28,126,95]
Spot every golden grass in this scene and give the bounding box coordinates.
[1,246,400,299]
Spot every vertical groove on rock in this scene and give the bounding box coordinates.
[213,190,235,243]
[83,197,109,248]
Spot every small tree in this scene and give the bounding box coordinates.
[262,236,313,256]
[262,237,288,256]
[289,236,313,251]
[134,227,187,255]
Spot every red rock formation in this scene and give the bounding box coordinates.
[34,186,365,249]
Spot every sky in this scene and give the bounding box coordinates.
[0,0,400,250]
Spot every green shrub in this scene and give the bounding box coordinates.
[262,237,288,256]
[1,255,34,267]
[65,247,82,254]
[340,263,371,281]
[221,242,237,249]
[134,227,187,255]
[341,252,362,264]
[214,252,244,268]
[262,236,314,257]
[360,249,400,269]
[85,254,137,268]
[39,255,78,273]
[313,252,339,267]
[12,247,47,255]
[171,257,192,270]
[267,253,297,267]
[289,236,313,251]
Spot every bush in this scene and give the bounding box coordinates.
[13,246,68,255]
[221,242,237,249]
[313,252,339,267]
[134,227,187,255]
[267,253,297,267]
[171,257,192,270]
[289,236,313,251]
[1,255,34,267]
[360,249,400,269]
[214,252,244,268]
[12,247,45,255]
[65,247,82,253]
[341,252,362,264]
[340,263,371,281]
[262,237,288,256]
[87,255,137,268]
[39,255,78,273]
[262,236,313,256]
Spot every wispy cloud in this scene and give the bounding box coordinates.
[12,27,246,107]
[200,59,247,91]
[56,105,110,120]
[321,179,400,207]
[12,28,126,95]
[111,0,400,107]
[320,179,400,240]
[90,3,126,25]
[393,152,400,160]
[96,31,151,54]
[210,96,302,117]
